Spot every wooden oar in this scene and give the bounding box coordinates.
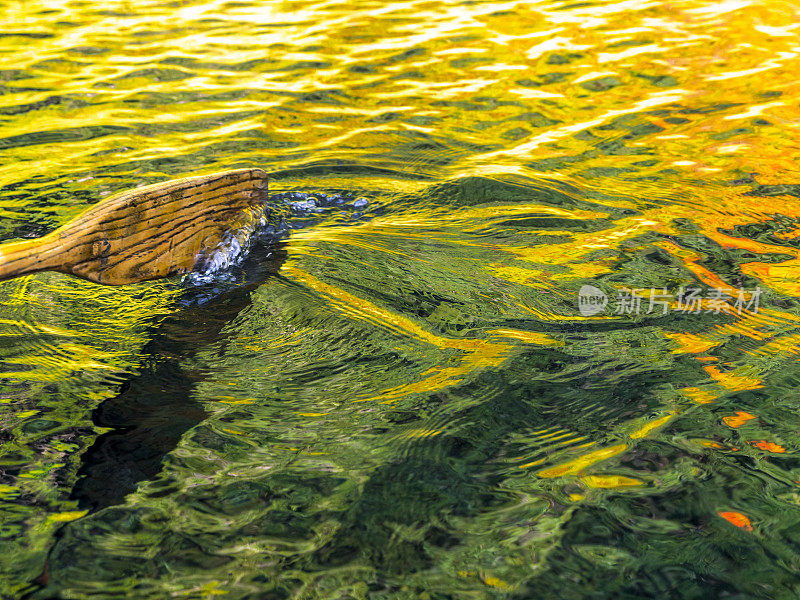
[0,167,268,285]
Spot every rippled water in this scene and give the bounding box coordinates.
[1,0,800,597]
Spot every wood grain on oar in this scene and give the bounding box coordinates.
[0,168,268,285]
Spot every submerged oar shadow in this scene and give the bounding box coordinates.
[71,243,288,511]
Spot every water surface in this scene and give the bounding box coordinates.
[1,0,800,597]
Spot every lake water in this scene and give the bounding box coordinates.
[1,0,800,597]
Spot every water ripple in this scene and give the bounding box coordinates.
[1,0,800,597]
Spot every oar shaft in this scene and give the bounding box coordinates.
[0,237,60,282]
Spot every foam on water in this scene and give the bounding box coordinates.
[182,191,371,286]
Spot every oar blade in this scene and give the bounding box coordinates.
[49,168,269,285]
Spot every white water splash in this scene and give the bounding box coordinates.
[182,191,371,286]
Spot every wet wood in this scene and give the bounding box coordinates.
[0,168,269,285]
